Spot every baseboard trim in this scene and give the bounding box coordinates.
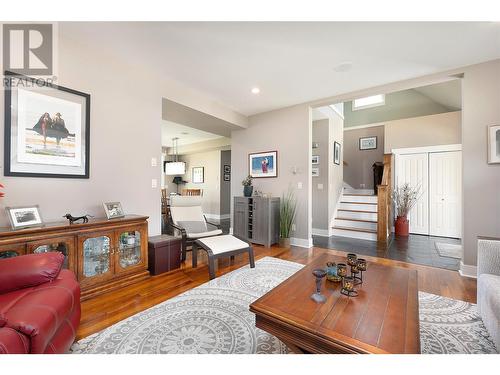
[459,261,477,279]
[312,228,330,237]
[290,237,313,248]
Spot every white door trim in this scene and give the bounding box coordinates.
[392,144,462,155]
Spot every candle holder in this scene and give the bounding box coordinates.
[341,276,358,297]
[337,263,347,279]
[311,269,327,303]
[351,262,362,285]
[326,262,342,282]
[347,253,357,267]
[356,258,367,284]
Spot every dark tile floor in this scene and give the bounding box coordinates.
[313,234,461,271]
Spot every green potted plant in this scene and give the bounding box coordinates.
[391,183,421,237]
[279,188,298,248]
[242,175,253,197]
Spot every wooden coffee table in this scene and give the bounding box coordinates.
[249,253,420,354]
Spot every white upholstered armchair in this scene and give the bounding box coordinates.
[477,237,500,350]
[168,196,223,261]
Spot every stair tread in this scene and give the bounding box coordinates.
[340,201,377,205]
[332,226,377,234]
[335,217,378,223]
[338,209,378,213]
[343,193,375,196]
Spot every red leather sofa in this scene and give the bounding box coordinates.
[0,252,81,354]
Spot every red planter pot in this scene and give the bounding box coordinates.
[395,216,409,237]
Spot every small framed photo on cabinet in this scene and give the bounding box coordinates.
[6,205,43,230]
[103,202,125,219]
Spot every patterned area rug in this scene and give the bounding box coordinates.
[419,292,496,354]
[72,257,497,354]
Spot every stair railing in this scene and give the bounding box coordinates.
[377,154,392,244]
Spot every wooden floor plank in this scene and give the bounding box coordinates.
[77,245,477,340]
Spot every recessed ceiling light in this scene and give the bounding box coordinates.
[251,87,260,94]
[333,62,352,73]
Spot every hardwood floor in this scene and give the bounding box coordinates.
[77,245,477,340]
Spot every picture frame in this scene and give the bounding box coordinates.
[334,142,341,165]
[249,150,278,178]
[312,155,319,165]
[103,202,125,219]
[223,173,230,181]
[192,166,204,183]
[5,205,43,230]
[359,136,377,150]
[4,71,91,178]
[487,125,500,164]
[224,165,231,173]
[312,167,319,177]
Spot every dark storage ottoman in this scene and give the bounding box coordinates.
[148,235,182,275]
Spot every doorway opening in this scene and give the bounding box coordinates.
[311,79,463,271]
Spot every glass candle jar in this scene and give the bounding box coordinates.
[342,276,355,292]
[337,263,347,278]
[347,253,357,266]
[326,262,341,282]
[357,259,367,272]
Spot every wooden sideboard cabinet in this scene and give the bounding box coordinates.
[0,215,150,300]
[233,196,280,247]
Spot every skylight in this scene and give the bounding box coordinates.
[352,94,385,110]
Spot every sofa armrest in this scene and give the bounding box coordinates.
[0,327,30,354]
[478,238,500,277]
[0,252,64,294]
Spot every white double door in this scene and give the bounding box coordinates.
[396,150,462,238]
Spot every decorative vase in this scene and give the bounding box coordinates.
[395,216,410,237]
[279,237,291,248]
[243,185,253,197]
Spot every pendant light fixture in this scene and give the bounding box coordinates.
[164,137,186,175]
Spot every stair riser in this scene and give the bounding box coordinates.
[337,210,378,221]
[343,188,374,195]
[338,202,377,212]
[341,195,378,204]
[331,228,377,241]
[334,219,377,231]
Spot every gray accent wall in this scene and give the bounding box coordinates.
[344,88,454,128]
[0,27,246,234]
[461,60,500,267]
[384,111,461,153]
[344,126,385,190]
[220,150,231,216]
[231,104,311,242]
[312,120,329,230]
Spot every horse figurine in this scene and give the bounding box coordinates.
[63,213,93,224]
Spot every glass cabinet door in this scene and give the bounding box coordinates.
[27,237,74,270]
[78,232,114,284]
[0,244,26,259]
[116,230,143,272]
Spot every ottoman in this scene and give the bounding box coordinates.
[193,235,255,279]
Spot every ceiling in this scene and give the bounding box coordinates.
[161,120,223,147]
[61,22,500,116]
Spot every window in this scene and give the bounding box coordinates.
[352,94,385,111]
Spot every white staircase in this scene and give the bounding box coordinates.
[332,188,378,241]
